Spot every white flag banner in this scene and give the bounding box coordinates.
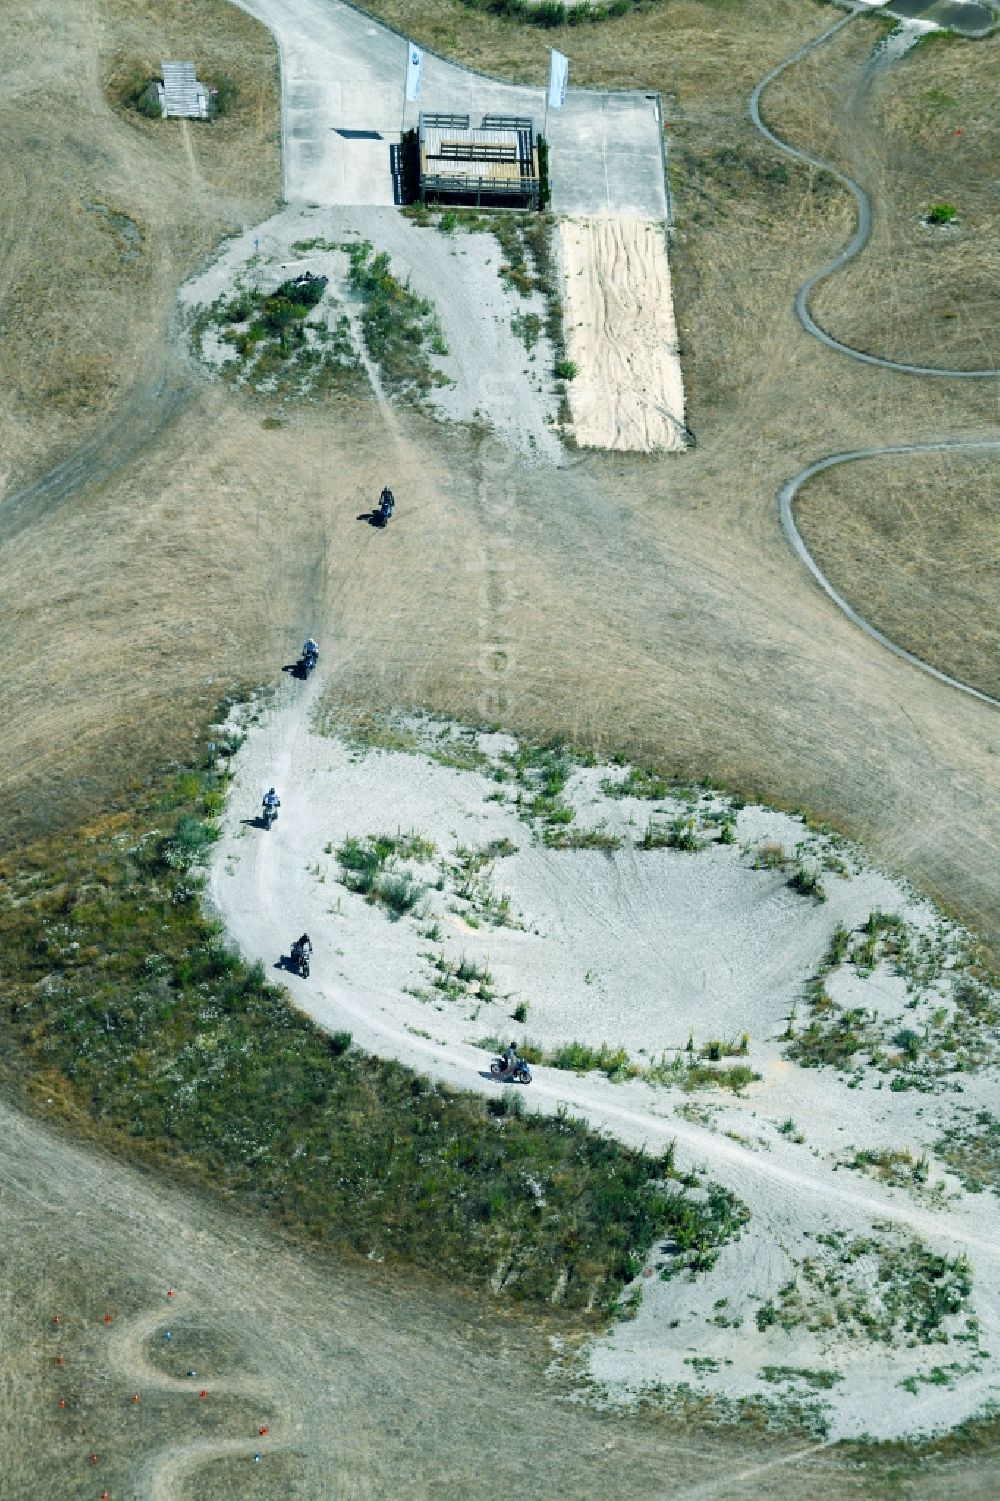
[405,42,424,103]
[547,49,568,110]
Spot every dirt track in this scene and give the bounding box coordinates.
[3,1093,892,1501]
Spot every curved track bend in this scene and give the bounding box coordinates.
[751,13,998,705]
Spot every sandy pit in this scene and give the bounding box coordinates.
[209,687,1000,1442]
[558,217,687,453]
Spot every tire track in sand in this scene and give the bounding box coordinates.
[105,1293,287,1501]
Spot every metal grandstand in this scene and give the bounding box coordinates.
[417,113,539,209]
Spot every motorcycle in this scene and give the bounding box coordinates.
[301,647,319,678]
[289,945,310,978]
[490,1056,532,1085]
[261,800,279,829]
[376,489,395,527]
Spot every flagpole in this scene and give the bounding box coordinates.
[401,40,408,136]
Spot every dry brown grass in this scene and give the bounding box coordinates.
[0,0,281,485]
[0,0,996,944]
[2,0,1000,1490]
[764,20,1000,370]
[5,1090,997,1501]
[795,449,999,700]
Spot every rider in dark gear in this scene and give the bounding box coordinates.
[263,787,280,814]
[502,1041,520,1075]
[290,933,312,972]
[303,638,318,662]
[378,486,394,522]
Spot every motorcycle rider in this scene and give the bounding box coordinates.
[302,638,319,664]
[291,932,312,971]
[262,786,280,819]
[378,485,394,522]
[502,1041,520,1076]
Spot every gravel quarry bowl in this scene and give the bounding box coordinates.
[209,688,1000,1443]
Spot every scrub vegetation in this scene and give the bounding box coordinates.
[343,239,451,399]
[0,730,749,1317]
[784,912,998,1084]
[754,1231,976,1346]
[191,271,365,397]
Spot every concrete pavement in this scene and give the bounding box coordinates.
[232,0,668,215]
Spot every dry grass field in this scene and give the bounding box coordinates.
[808,29,999,371]
[0,0,281,487]
[6,1094,998,1501]
[1,0,999,1489]
[795,447,999,700]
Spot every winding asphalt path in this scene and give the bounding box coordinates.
[751,12,999,705]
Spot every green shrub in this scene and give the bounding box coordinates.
[209,75,239,117]
[927,203,957,225]
[788,864,826,902]
[376,872,424,918]
[555,357,578,380]
[163,814,219,869]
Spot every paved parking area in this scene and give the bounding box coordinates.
[233,0,668,216]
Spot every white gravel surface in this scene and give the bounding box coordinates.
[208,684,1000,1442]
[179,205,561,464]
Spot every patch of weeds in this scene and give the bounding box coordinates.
[641,815,702,852]
[787,864,826,902]
[427,950,495,1004]
[544,825,623,851]
[844,1148,929,1191]
[899,1362,976,1395]
[700,1036,748,1062]
[549,1040,638,1081]
[759,1366,842,1391]
[554,357,578,380]
[449,842,519,929]
[935,1111,1000,1195]
[193,271,363,398]
[753,840,788,869]
[377,872,425,919]
[685,1355,730,1375]
[785,908,999,1084]
[511,311,542,351]
[511,1001,529,1024]
[336,831,432,919]
[343,239,449,401]
[656,1181,750,1281]
[926,203,957,225]
[645,1055,760,1094]
[488,1087,525,1119]
[601,765,674,801]
[504,741,581,833]
[778,1118,805,1144]
[291,236,340,253]
[761,1231,975,1345]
